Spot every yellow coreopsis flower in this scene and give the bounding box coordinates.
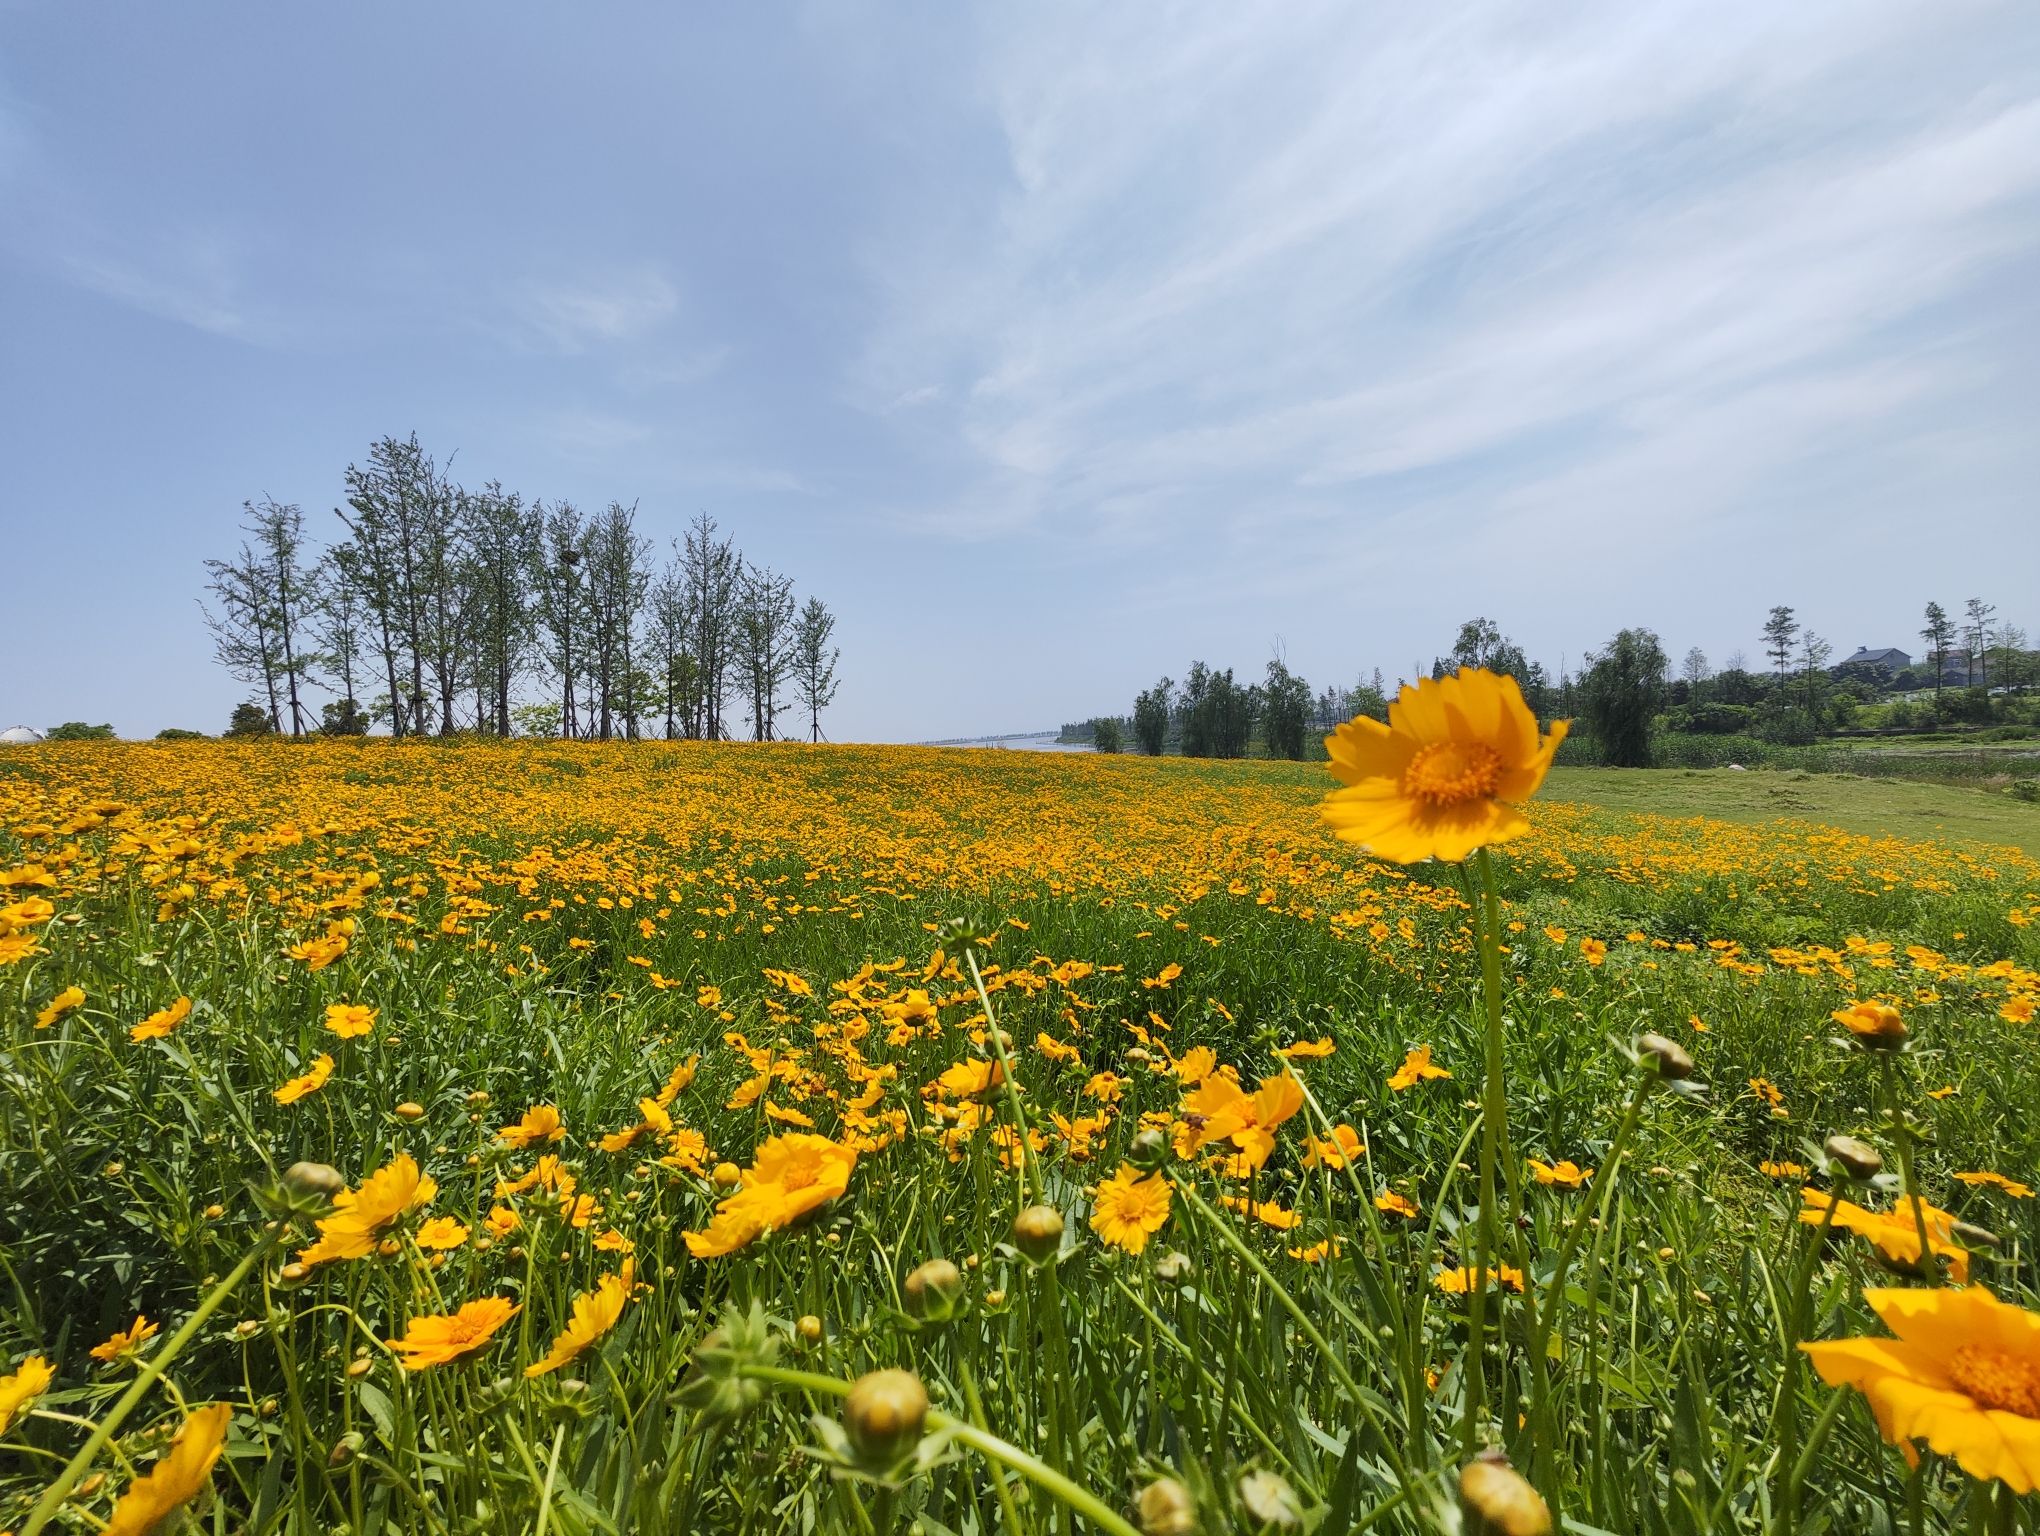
[324,1002,378,1039]
[498,1104,566,1148]
[0,1355,54,1432]
[299,1153,437,1265]
[1435,1264,1525,1294]
[388,1297,518,1371]
[130,997,192,1042]
[1180,1072,1303,1171]
[1388,1044,1451,1092]
[1089,1164,1172,1254]
[1322,668,1567,864]
[526,1261,635,1377]
[274,1053,335,1104]
[683,1133,857,1258]
[1803,1287,2040,1491]
[1528,1158,1592,1190]
[35,984,85,1029]
[103,1402,231,1536]
[91,1314,159,1363]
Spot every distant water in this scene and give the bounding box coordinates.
[922,733,1096,753]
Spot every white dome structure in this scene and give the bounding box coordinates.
[0,725,44,744]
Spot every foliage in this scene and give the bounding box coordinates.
[1579,628,1669,767]
[41,723,115,742]
[1132,678,1173,755]
[1260,659,1312,760]
[225,702,277,737]
[1090,717,1124,754]
[152,729,207,741]
[0,743,2037,1532]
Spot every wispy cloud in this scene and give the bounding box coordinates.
[507,268,679,353]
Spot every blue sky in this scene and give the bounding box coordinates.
[3,3,2036,740]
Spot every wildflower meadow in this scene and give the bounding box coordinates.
[4,673,2040,1534]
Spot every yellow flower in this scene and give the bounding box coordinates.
[1089,1164,1172,1254]
[104,1402,232,1536]
[1277,1037,1335,1059]
[388,1296,518,1370]
[1832,1000,1907,1045]
[299,1153,437,1265]
[1180,1072,1303,1171]
[324,1002,377,1039]
[1799,1189,1970,1283]
[1760,1160,1808,1179]
[1435,1264,1525,1294]
[1303,1124,1365,1170]
[1803,1287,2040,1491]
[286,933,349,970]
[35,984,85,1029]
[415,1217,470,1250]
[498,1104,566,1148]
[1287,1238,1345,1263]
[91,1314,159,1363]
[1220,1194,1302,1230]
[683,1134,857,1258]
[1528,1159,1592,1189]
[274,1053,335,1104]
[526,1261,634,1377]
[130,997,192,1042]
[0,1355,54,1432]
[1955,1171,2036,1199]
[1170,1045,1216,1085]
[1388,1044,1451,1092]
[1322,668,1567,864]
[1375,1190,1419,1219]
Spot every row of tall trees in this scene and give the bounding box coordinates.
[201,434,841,742]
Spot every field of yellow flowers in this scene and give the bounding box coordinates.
[3,716,2039,1533]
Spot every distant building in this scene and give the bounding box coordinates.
[0,725,44,744]
[1837,646,1910,674]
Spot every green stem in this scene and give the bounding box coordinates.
[22,1232,279,1536]
[1463,846,1511,1454]
[740,1364,1138,1536]
[966,948,1046,1206]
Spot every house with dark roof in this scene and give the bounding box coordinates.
[1836,645,1910,675]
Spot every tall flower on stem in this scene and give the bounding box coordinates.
[1320,668,1567,1461]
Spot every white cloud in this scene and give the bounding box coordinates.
[509,267,679,352]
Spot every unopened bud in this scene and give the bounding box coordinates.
[1136,1475,1198,1536]
[796,1314,824,1345]
[1460,1451,1552,1536]
[282,1161,345,1200]
[1634,1034,1694,1081]
[1012,1204,1065,1263]
[1823,1135,1883,1181]
[712,1162,742,1190]
[394,1102,425,1121]
[842,1368,929,1467]
[1128,1127,1170,1171]
[904,1258,965,1322]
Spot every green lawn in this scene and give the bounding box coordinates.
[1544,764,2040,857]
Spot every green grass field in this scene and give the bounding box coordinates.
[1544,764,2040,857]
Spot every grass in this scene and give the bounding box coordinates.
[1544,764,2040,858]
[1,738,2037,1534]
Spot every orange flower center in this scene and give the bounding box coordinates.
[1950,1345,2040,1418]
[1402,741,1503,808]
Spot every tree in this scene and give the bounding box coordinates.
[1964,598,1997,688]
[1762,606,1799,681]
[463,481,536,736]
[226,702,276,737]
[1920,602,1954,700]
[529,502,588,739]
[682,512,741,740]
[1451,618,1504,670]
[736,563,796,741]
[1178,664,1213,757]
[320,699,370,736]
[1798,630,1834,728]
[1579,628,1669,767]
[155,727,206,740]
[1261,657,1312,760]
[1132,679,1173,755]
[791,597,841,743]
[1680,647,1710,695]
[45,722,115,741]
[201,537,286,734]
[1091,718,1124,755]
[337,435,440,737]
[242,499,318,735]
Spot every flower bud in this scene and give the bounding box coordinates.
[1460,1451,1552,1536]
[1823,1134,1883,1181]
[796,1314,824,1345]
[712,1162,742,1190]
[842,1368,929,1467]
[1634,1034,1694,1081]
[1136,1476,1198,1536]
[904,1258,965,1322]
[1154,1250,1194,1285]
[394,1102,425,1121]
[1012,1204,1066,1263]
[283,1161,346,1200]
[328,1431,364,1469]
[1128,1127,1170,1172]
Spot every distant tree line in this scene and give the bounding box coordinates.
[1065,604,2033,766]
[201,434,841,742]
